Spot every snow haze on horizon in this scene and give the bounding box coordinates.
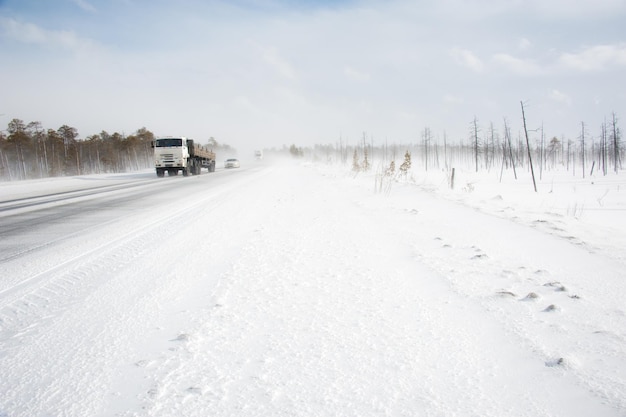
[1,0,625,149]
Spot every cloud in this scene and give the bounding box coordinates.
[450,48,484,72]
[492,53,543,76]
[0,17,93,51]
[548,89,572,106]
[443,94,464,105]
[0,17,47,43]
[559,43,626,72]
[258,45,297,80]
[232,95,257,112]
[343,66,370,82]
[524,0,626,18]
[434,0,626,19]
[519,38,531,51]
[71,0,97,13]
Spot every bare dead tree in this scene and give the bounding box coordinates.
[504,118,517,179]
[567,139,573,174]
[580,121,586,179]
[547,136,560,169]
[600,120,607,175]
[611,112,621,173]
[443,131,448,170]
[487,122,497,171]
[539,123,545,180]
[422,127,431,171]
[471,116,480,172]
[520,101,537,192]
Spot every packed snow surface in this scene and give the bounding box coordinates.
[1,160,625,416]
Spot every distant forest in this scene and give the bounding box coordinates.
[0,119,233,181]
[1,112,622,181]
[315,111,623,181]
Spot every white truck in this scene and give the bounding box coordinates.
[153,137,216,177]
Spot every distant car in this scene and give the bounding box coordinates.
[224,158,240,168]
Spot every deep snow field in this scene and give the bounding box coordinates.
[0,158,625,417]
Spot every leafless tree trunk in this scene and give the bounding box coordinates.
[520,101,537,192]
[0,148,10,181]
[75,143,81,175]
[487,122,497,171]
[601,120,607,175]
[581,121,586,179]
[472,116,480,172]
[422,127,431,171]
[612,112,621,173]
[443,131,448,170]
[539,123,545,180]
[503,118,517,179]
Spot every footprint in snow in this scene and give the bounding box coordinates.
[521,292,539,301]
[434,237,452,248]
[543,304,560,312]
[544,281,567,292]
[545,355,579,369]
[171,333,190,342]
[186,386,203,395]
[495,290,516,298]
[545,357,566,367]
[593,330,624,343]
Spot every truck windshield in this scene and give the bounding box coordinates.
[155,138,183,147]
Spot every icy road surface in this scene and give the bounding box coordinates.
[0,161,625,416]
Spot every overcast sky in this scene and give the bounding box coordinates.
[1,0,625,151]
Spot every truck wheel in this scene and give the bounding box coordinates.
[156,169,165,177]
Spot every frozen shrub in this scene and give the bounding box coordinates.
[362,147,370,171]
[352,149,360,172]
[385,160,395,177]
[399,150,411,177]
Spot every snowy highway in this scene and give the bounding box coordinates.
[0,164,270,416]
[0,165,259,311]
[1,161,625,416]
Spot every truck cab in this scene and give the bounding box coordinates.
[154,137,190,177]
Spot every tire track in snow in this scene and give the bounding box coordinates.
[0,168,274,417]
[0,176,179,266]
[0,178,158,215]
[0,182,232,343]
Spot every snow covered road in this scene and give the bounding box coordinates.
[1,161,625,416]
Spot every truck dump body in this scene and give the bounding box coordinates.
[187,140,215,160]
